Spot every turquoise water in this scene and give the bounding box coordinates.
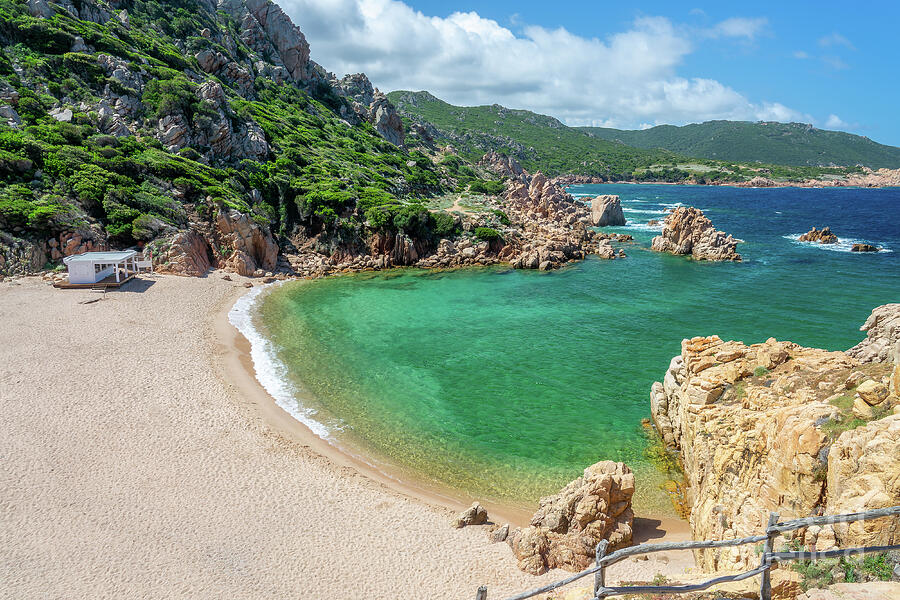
[254,184,900,513]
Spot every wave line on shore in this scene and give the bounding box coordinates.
[228,283,333,440]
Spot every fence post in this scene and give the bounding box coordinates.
[760,512,780,600]
[594,539,609,598]
[475,585,487,600]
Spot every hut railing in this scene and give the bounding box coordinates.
[477,505,900,600]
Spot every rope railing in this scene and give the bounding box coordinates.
[481,505,900,600]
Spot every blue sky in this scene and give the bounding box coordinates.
[285,1,900,146]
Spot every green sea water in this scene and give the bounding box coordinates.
[252,185,900,514]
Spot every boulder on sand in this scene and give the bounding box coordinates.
[507,461,634,575]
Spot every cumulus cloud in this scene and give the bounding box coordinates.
[284,0,809,128]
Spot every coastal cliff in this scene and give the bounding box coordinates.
[650,305,900,571]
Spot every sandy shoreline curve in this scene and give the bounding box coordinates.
[1,272,693,599]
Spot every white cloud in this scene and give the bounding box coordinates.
[793,50,809,59]
[284,0,810,129]
[822,55,849,70]
[825,114,848,129]
[705,17,768,40]
[819,33,855,50]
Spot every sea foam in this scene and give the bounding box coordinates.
[228,283,333,440]
[784,233,893,253]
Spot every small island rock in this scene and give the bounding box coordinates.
[590,195,626,227]
[851,243,879,252]
[650,206,741,261]
[799,226,838,244]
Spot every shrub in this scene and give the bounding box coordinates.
[474,227,501,241]
[142,77,198,119]
[754,366,770,377]
[491,209,510,225]
[468,179,506,195]
[430,211,457,237]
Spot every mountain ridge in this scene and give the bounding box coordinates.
[390,90,900,174]
[580,120,900,169]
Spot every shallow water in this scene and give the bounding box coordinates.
[252,184,900,514]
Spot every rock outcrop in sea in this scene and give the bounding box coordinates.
[799,226,838,244]
[851,243,880,252]
[507,461,634,575]
[650,207,741,261]
[649,305,900,572]
[590,195,626,227]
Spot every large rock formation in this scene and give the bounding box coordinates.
[150,208,278,277]
[329,73,405,146]
[479,151,524,179]
[799,226,838,244]
[651,207,741,261]
[650,305,900,572]
[826,414,900,547]
[847,304,900,363]
[501,172,599,270]
[590,195,625,227]
[219,0,313,84]
[507,461,634,575]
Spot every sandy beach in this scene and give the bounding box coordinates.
[0,273,693,599]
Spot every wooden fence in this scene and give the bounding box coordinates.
[476,505,900,600]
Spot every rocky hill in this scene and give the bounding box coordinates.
[0,0,528,276]
[650,304,900,572]
[582,120,900,169]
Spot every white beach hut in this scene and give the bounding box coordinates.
[62,250,147,286]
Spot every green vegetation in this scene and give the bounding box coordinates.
[0,0,473,253]
[474,226,501,242]
[468,179,505,195]
[791,553,896,591]
[582,120,900,169]
[754,366,771,377]
[820,390,892,439]
[388,90,681,178]
[388,91,868,182]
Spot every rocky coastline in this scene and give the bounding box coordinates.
[15,152,640,283]
[649,304,900,572]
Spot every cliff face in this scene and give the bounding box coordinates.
[650,307,900,571]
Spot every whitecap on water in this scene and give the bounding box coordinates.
[784,233,893,253]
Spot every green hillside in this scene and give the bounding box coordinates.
[0,0,494,264]
[387,91,864,182]
[387,90,680,178]
[580,121,900,169]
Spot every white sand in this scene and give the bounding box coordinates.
[0,274,692,599]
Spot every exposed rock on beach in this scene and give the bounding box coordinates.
[507,461,634,575]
